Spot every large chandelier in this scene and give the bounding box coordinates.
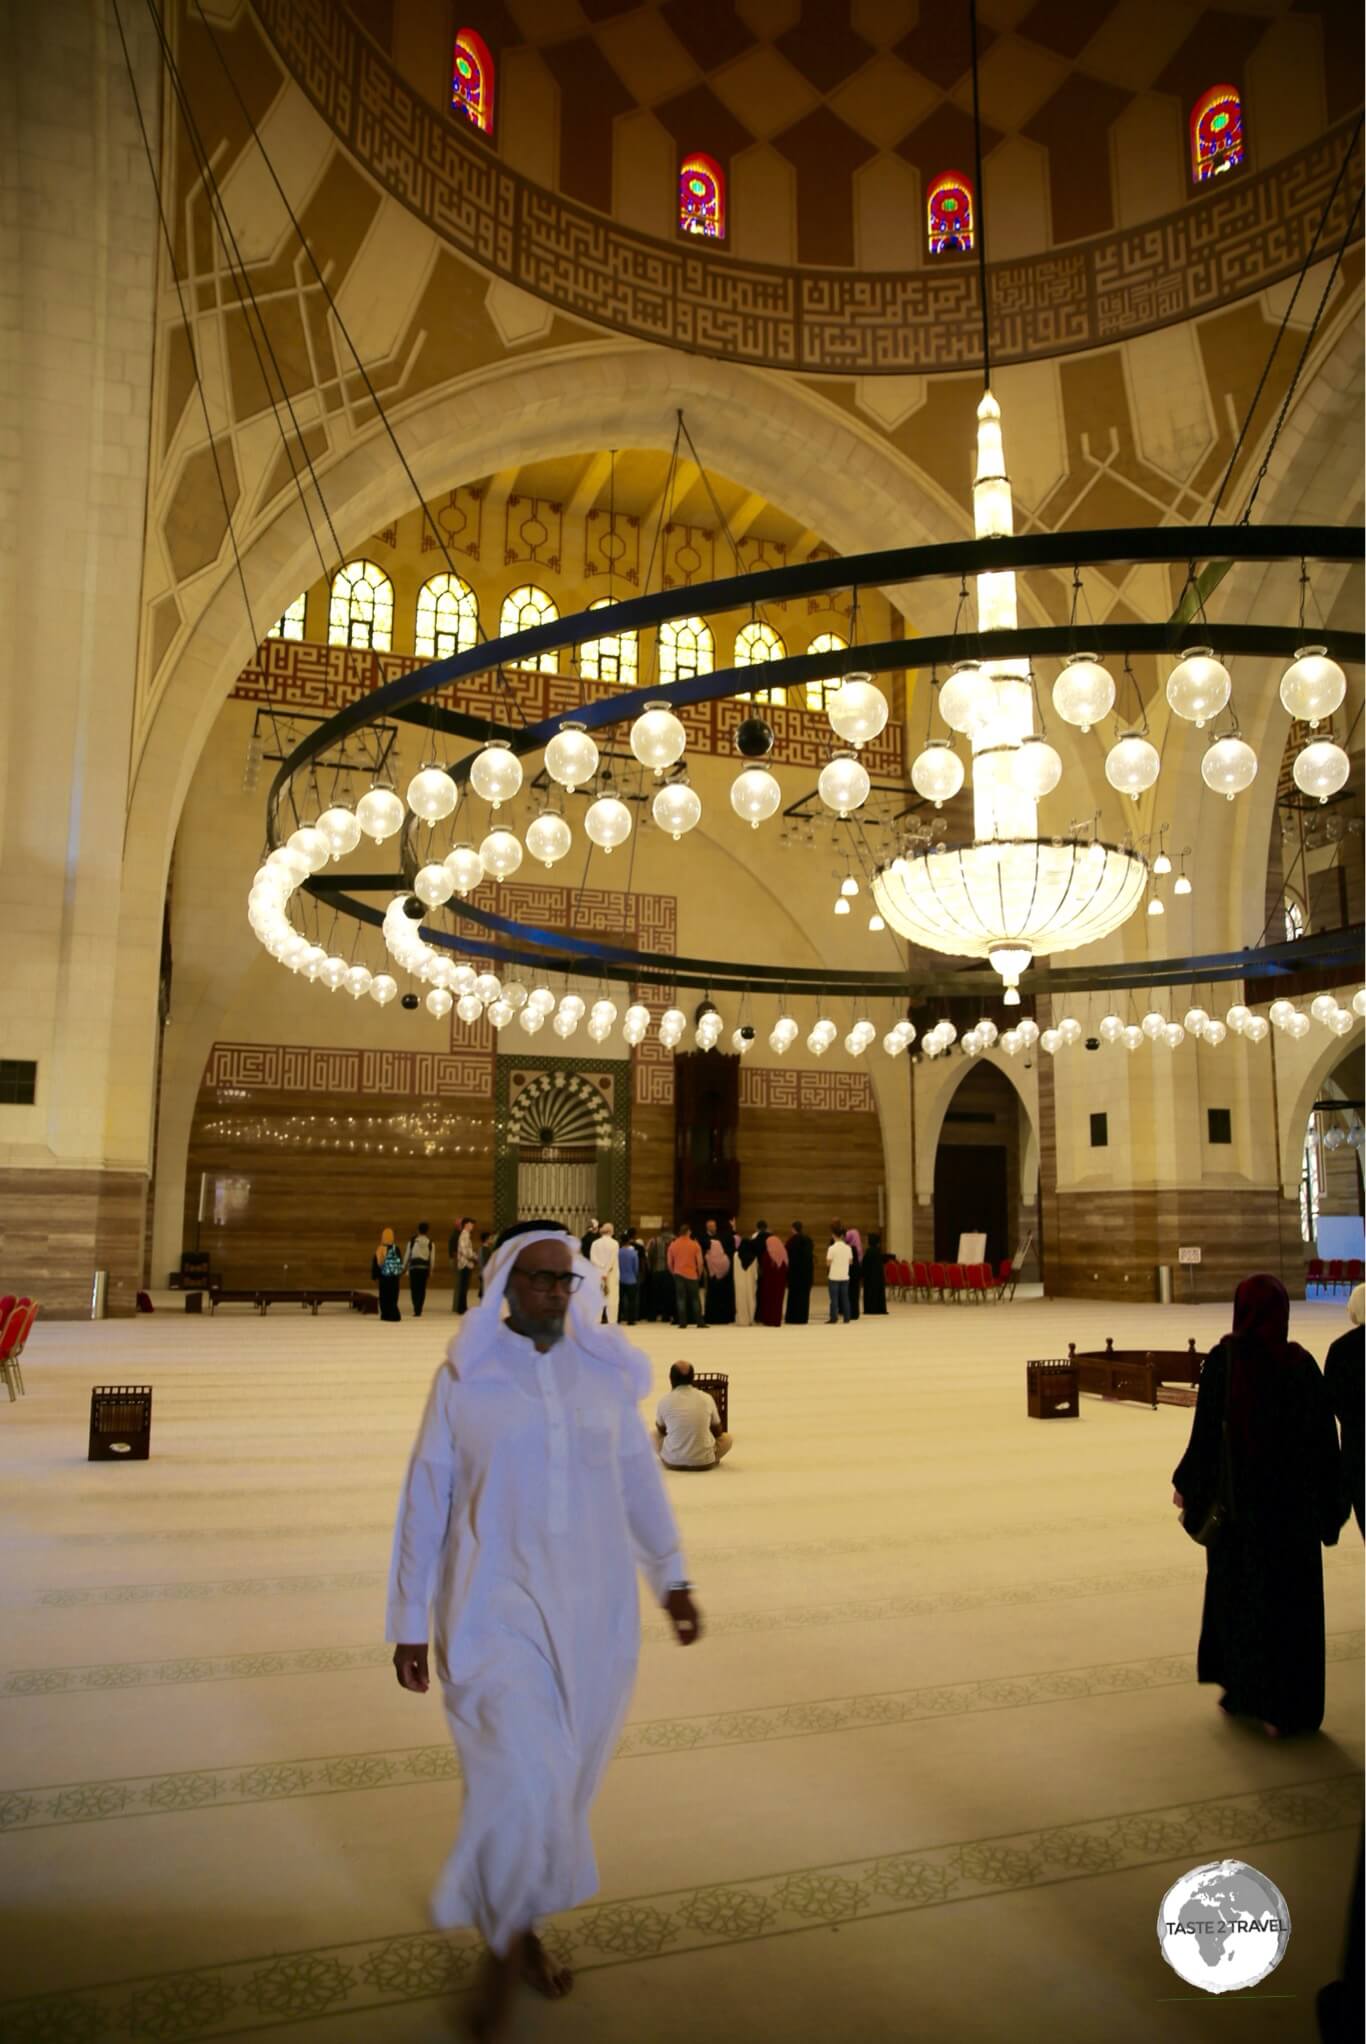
[873,392,1147,995]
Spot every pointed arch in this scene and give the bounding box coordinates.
[679,151,725,240]
[499,583,558,671]
[452,28,494,135]
[927,171,973,256]
[1191,84,1244,184]
[416,572,479,660]
[328,560,392,650]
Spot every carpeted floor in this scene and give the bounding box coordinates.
[0,1296,1360,2042]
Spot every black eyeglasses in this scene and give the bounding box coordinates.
[513,1270,584,1297]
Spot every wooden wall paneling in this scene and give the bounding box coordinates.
[630,1101,675,1228]
[735,1105,884,1258]
[0,1168,146,1319]
[1045,1188,1304,1303]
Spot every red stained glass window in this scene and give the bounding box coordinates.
[452,28,494,135]
[927,171,973,256]
[1191,84,1244,184]
[679,152,725,239]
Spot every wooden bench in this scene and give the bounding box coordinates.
[208,1288,379,1316]
[1068,1338,1204,1410]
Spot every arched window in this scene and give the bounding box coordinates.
[579,598,638,687]
[659,615,714,686]
[735,620,787,706]
[1191,84,1244,183]
[804,631,848,712]
[328,561,393,651]
[266,592,306,642]
[452,28,494,135]
[927,171,974,256]
[500,583,559,671]
[416,573,479,660]
[679,151,725,239]
[1283,894,1305,945]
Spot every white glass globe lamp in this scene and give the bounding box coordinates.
[407,765,459,823]
[1000,1029,1021,1057]
[1053,655,1115,733]
[552,1012,577,1039]
[591,999,618,1026]
[559,993,586,1022]
[517,1006,544,1035]
[528,987,556,1017]
[1183,1008,1209,1037]
[1105,732,1160,798]
[479,829,523,879]
[730,765,782,829]
[660,1007,686,1036]
[1292,739,1350,805]
[1163,1023,1186,1049]
[288,825,329,875]
[370,973,398,1006]
[1226,1004,1251,1034]
[828,675,889,749]
[486,999,514,1031]
[501,982,529,1011]
[630,702,687,777]
[443,843,485,894]
[545,723,599,792]
[452,965,478,995]
[1058,1018,1083,1047]
[1039,1028,1060,1054]
[977,1020,998,1047]
[818,753,871,818]
[961,1029,982,1056]
[587,1017,612,1044]
[1203,1019,1228,1046]
[469,743,523,809]
[1165,649,1231,729]
[320,955,348,991]
[267,845,309,884]
[1268,999,1296,1030]
[939,661,993,735]
[584,796,632,853]
[1311,994,1339,1024]
[1279,646,1346,727]
[806,1030,829,1057]
[425,987,453,1019]
[1010,737,1063,800]
[883,1031,908,1056]
[1017,1018,1039,1045]
[414,862,455,907]
[910,740,964,808]
[1286,1011,1311,1041]
[356,785,405,842]
[343,963,372,1001]
[1121,1024,1143,1051]
[302,946,327,982]
[1329,1007,1354,1036]
[1354,989,1366,1018]
[456,992,484,1024]
[652,782,702,840]
[625,1004,650,1035]
[317,806,362,860]
[1099,1013,1124,1043]
[1201,734,1258,801]
[1141,1011,1165,1040]
[525,812,572,868]
[473,973,502,1005]
[1243,1016,1269,1044]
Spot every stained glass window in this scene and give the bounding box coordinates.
[328,561,393,651]
[927,170,973,256]
[452,28,494,135]
[679,151,725,239]
[804,632,848,712]
[500,584,559,671]
[416,573,479,660]
[579,597,638,687]
[735,620,787,706]
[1191,84,1244,183]
[659,615,714,686]
[266,592,306,642]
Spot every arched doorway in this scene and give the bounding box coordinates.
[932,1062,1033,1269]
[500,1065,622,1236]
[1300,1048,1365,1260]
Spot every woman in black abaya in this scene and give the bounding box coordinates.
[1172,1273,1348,1736]
[862,1232,888,1314]
[785,1221,814,1324]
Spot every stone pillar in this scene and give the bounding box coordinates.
[0,0,159,1315]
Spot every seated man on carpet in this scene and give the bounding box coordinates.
[655,1362,733,1470]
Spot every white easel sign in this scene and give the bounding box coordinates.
[1178,1246,1202,1265]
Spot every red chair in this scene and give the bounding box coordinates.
[1327,1260,1346,1294]
[945,1262,965,1302]
[911,1260,929,1301]
[928,1261,946,1300]
[1306,1259,1325,1295]
[0,1301,34,1401]
[996,1258,1014,1300]
[0,1295,14,1324]
[1349,1260,1364,1286]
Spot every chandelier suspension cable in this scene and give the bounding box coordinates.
[111,0,257,646]
[968,0,991,390]
[1240,179,1366,525]
[141,0,347,585]
[1203,113,1363,526]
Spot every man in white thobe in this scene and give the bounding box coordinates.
[589,1218,620,1323]
[388,1220,700,2037]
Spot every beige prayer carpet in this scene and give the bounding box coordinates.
[0,1296,1361,2043]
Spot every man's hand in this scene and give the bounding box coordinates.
[393,1642,430,1692]
[663,1589,702,1645]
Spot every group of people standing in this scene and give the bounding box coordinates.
[579,1216,887,1328]
[370,1218,491,1322]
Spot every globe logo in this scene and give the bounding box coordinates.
[1157,1860,1291,1993]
